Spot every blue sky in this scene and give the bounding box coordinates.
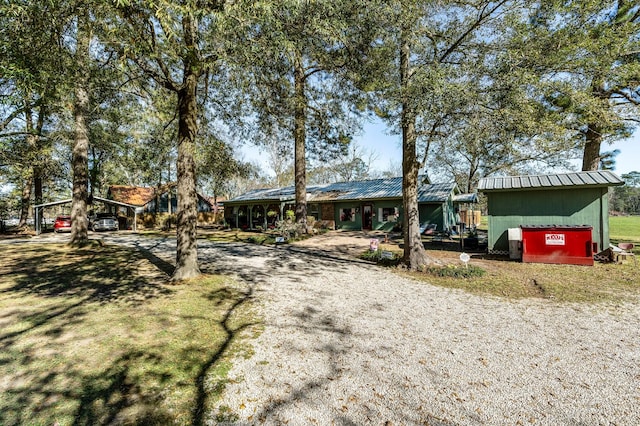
[354,120,640,177]
[242,118,639,178]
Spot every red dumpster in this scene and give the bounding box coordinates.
[520,225,594,266]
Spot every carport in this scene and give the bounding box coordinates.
[33,196,141,235]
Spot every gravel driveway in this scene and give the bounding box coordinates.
[34,232,640,424]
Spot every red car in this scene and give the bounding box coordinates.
[53,215,72,233]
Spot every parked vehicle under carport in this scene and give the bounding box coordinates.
[90,213,118,232]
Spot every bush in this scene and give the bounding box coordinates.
[247,235,268,244]
[360,249,402,266]
[274,209,312,241]
[423,264,485,278]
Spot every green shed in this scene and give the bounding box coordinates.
[478,171,624,255]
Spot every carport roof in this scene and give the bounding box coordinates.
[478,171,625,192]
[34,196,140,210]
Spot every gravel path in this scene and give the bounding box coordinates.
[26,232,640,424]
[196,239,640,425]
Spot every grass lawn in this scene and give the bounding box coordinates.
[402,252,639,303]
[0,243,259,426]
[609,215,640,249]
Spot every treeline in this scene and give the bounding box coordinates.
[611,172,640,214]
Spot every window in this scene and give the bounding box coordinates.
[380,207,399,222]
[340,208,356,222]
[309,203,319,220]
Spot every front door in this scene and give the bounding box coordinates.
[362,204,373,230]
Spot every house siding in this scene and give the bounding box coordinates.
[223,178,468,232]
[334,201,362,230]
[371,201,402,231]
[145,192,212,213]
[320,203,334,221]
[419,204,444,230]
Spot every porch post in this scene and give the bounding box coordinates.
[263,204,268,229]
[133,208,138,232]
[35,207,40,235]
[235,207,239,229]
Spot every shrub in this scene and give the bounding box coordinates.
[247,235,267,244]
[360,249,402,266]
[423,264,485,278]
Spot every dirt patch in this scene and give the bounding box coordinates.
[290,230,402,258]
[291,230,479,263]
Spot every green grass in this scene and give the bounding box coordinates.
[609,215,640,251]
[423,264,486,278]
[405,257,638,303]
[0,244,259,426]
[359,247,403,266]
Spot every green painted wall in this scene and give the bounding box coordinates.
[334,200,403,231]
[418,199,456,231]
[334,201,362,230]
[486,187,610,252]
[227,198,453,233]
[418,204,444,230]
[372,201,403,231]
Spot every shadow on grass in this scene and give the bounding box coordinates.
[1,244,172,304]
[0,244,257,426]
[1,348,176,426]
[192,285,256,426]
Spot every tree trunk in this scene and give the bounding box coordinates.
[293,55,308,227]
[70,11,91,246]
[19,104,35,228]
[582,123,602,171]
[18,174,33,228]
[34,167,42,227]
[400,24,430,269]
[582,79,606,172]
[33,102,46,212]
[172,15,201,281]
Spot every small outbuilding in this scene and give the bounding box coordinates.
[478,170,625,255]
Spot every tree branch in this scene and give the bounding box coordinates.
[0,100,41,132]
[612,89,640,105]
[438,0,509,63]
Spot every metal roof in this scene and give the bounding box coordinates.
[453,193,479,203]
[417,182,458,202]
[478,171,624,192]
[33,196,139,210]
[226,177,460,204]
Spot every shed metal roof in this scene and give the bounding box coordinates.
[478,171,624,192]
[226,177,459,204]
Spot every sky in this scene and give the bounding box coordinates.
[354,120,640,177]
[242,118,640,179]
